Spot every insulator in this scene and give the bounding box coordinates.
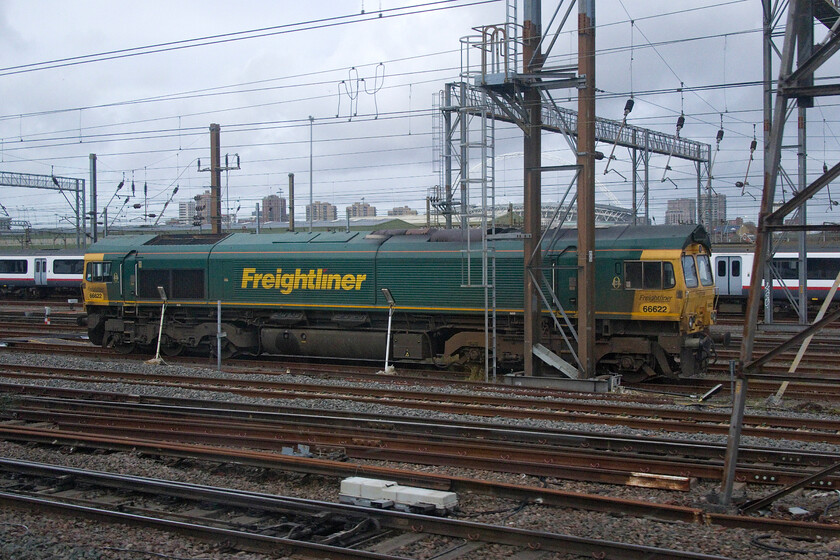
[144,182,148,197]
[624,99,634,115]
[131,180,135,196]
[749,139,757,152]
[116,180,124,191]
[133,203,141,209]
[825,163,829,174]
[196,159,201,171]
[173,186,179,194]
[676,115,685,130]
[716,130,724,143]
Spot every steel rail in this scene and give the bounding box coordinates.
[1,366,838,442]
[1,425,839,540]
[0,458,730,560]
[6,387,837,468]
[9,397,839,490]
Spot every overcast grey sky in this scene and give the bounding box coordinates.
[0,0,834,230]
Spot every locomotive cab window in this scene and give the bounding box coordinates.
[696,254,714,286]
[86,261,112,283]
[682,255,698,288]
[624,261,675,290]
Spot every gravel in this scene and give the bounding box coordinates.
[0,350,838,559]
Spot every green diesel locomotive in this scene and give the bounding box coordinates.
[82,224,717,378]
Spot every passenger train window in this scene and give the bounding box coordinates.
[717,260,727,277]
[809,258,840,280]
[696,255,714,286]
[624,261,675,290]
[770,257,840,280]
[682,255,698,288]
[731,260,740,277]
[0,259,27,274]
[774,259,798,280]
[54,259,83,275]
[86,262,112,283]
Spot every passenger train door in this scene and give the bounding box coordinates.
[715,256,742,296]
[33,258,47,287]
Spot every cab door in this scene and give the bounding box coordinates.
[119,251,141,314]
[715,256,742,296]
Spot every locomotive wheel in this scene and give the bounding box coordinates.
[159,336,184,357]
[87,325,105,346]
[211,340,237,359]
[105,333,135,355]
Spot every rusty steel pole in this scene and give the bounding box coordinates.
[577,0,597,377]
[522,0,542,377]
[209,123,222,235]
[721,0,797,506]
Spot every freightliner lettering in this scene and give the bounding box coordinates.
[241,268,367,294]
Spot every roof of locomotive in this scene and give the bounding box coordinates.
[213,230,380,252]
[84,225,710,256]
[541,224,711,252]
[86,234,159,255]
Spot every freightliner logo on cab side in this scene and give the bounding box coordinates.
[241,268,367,294]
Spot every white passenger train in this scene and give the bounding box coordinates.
[714,250,840,310]
[0,250,84,297]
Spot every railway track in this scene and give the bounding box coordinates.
[2,388,840,543]
[2,458,731,560]
[4,351,840,555]
[636,377,840,403]
[0,363,838,445]
[3,386,839,492]
[7,333,840,403]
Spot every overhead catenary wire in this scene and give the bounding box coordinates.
[0,0,498,78]
[3,0,839,229]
